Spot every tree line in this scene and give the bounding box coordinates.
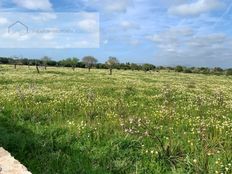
[0,56,232,76]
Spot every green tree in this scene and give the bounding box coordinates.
[11,56,22,69]
[226,68,232,76]
[41,56,51,70]
[175,66,184,72]
[212,67,224,75]
[130,63,140,71]
[142,64,155,73]
[82,56,98,72]
[60,57,79,70]
[70,57,79,70]
[183,68,192,73]
[106,57,119,75]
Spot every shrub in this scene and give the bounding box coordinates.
[175,66,183,72]
[226,68,232,76]
[183,68,192,73]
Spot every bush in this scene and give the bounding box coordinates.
[183,68,192,73]
[175,66,183,72]
[226,68,232,76]
[211,67,224,75]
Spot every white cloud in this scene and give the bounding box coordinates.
[41,30,55,41]
[120,21,140,30]
[0,17,8,25]
[146,27,193,44]
[103,40,108,44]
[147,27,232,67]
[12,0,53,10]
[0,12,99,48]
[31,13,57,22]
[1,32,30,41]
[77,19,98,32]
[86,0,133,13]
[130,39,140,46]
[168,0,225,16]
[105,0,133,13]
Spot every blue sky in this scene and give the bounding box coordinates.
[0,0,232,67]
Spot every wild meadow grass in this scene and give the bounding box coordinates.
[0,65,231,174]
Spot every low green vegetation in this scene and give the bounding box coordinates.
[1,56,232,76]
[0,65,231,174]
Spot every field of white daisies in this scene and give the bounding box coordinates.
[0,65,231,174]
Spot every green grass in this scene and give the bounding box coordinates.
[0,65,231,174]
